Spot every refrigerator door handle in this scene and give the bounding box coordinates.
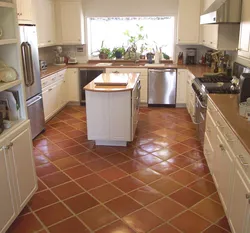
[21,42,30,87]
[27,95,42,107]
[26,42,35,86]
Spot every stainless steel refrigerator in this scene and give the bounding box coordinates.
[19,25,45,139]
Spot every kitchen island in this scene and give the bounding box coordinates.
[84,72,140,146]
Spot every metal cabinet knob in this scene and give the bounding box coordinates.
[246,193,250,199]
[219,144,225,151]
[238,155,248,166]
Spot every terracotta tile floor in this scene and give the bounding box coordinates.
[8,106,232,233]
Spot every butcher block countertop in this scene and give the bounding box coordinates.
[208,94,250,154]
[84,73,140,92]
[40,62,213,79]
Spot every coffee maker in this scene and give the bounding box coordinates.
[186,48,197,65]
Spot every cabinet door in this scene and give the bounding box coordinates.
[216,133,234,214]
[0,141,16,233]
[50,84,60,114]
[17,0,33,22]
[67,69,80,102]
[177,0,201,44]
[61,78,68,107]
[229,159,250,233]
[60,1,83,44]
[176,69,187,104]
[8,122,37,209]
[238,0,250,59]
[42,88,51,121]
[140,77,147,103]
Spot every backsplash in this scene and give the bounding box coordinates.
[38,45,88,64]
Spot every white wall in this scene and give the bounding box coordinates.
[82,0,178,17]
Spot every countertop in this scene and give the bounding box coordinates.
[84,73,140,92]
[40,62,213,79]
[208,94,250,154]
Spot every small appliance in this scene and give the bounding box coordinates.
[186,48,196,65]
[54,46,66,65]
[239,73,250,103]
[68,57,78,64]
[39,60,47,70]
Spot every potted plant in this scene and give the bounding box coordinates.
[112,47,125,59]
[98,41,111,59]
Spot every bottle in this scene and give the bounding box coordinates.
[226,63,232,76]
[214,62,218,73]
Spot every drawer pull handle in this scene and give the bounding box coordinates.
[48,88,53,91]
[219,144,225,151]
[246,193,250,199]
[224,133,235,142]
[238,155,248,166]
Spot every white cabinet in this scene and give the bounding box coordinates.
[42,69,68,121]
[66,68,80,102]
[106,68,148,104]
[35,0,56,47]
[16,0,33,22]
[238,0,250,59]
[201,24,240,50]
[177,0,201,44]
[0,121,37,233]
[229,159,250,233]
[56,0,84,45]
[186,71,195,117]
[0,140,16,233]
[176,69,188,105]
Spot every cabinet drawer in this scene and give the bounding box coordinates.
[41,73,56,88]
[207,98,218,117]
[106,68,148,76]
[57,69,66,80]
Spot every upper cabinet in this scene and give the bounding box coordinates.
[238,0,250,59]
[177,0,201,44]
[35,0,56,47]
[55,0,85,45]
[16,0,33,22]
[202,24,240,50]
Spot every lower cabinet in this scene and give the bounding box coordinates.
[204,98,250,233]
[177,69,188,106]
[186,71,195,117]
[0,120,37,233]
[66,68,80,102]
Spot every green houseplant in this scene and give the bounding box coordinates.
[112,47,125,59]
[98,41,111,59]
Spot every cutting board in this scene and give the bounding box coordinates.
[94,73,128,86]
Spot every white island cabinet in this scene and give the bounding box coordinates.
[84,73,140,146]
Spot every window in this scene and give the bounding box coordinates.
[88,17,175,59]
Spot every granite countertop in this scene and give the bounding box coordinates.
[208,94,250,154]
[84,73,140,92]
[41,62,213,79]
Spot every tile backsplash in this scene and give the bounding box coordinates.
[38,45,88,64]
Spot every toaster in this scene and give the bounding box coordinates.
[239,73,250,103]
[39,60,47,71]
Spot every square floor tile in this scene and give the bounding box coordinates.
[147,197,185,221]
[105,195,142,217]
[128,186,163,206]
[66,130,86,139]
[28,190,59,211]
[63,145,88,155]
[169,170,199,186]
[89,184,123,203]
[78,205,117,230]
[150,223,180,233]
[76,173,107,191]
[118,160,146,174]
[169,143,192,154]
[64,165,92,179]
[152,148,178,161]
[35,203,72,226]
[169,210,210,233]
[122,148,148,158]
[136,154,163,166]
[37,179,47,192]
[169,187,204,208]
[93,146,118,157]
[53,157,80,170]
[85,158,113,172]
[48,217,89,233]
[216,216,232,232]
[182,149,205,161]
[73,151,100,163]
[185,161,210,177]
[112,176,145,193]
[56,139,79,149]
[46,134,69,143]
[203,225,229,233]
[43,150,69,162]
[167,155,196,168]
[191,198,225,222]
[123,208,163,233]
[51,181,84,200]
[36,163,59,177]
[150,177,182,195]
[40,172,70,188]
[95,220,135,233]
[188,179,217,196]
[7,213,43,233]
[105,153,131,165]
[151,161,179,176]
[132,168,161,184]
[140,143,163,153]
[33,154,50,167]
[98,166,127,182]
[182,138,201,148]
[64,193,99,214]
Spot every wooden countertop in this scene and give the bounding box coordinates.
[40,65,67,79]
[40,63,213,79]
[84,73,140,92]
[208,94,250,154]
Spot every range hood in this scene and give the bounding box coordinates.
[200,0,242,24]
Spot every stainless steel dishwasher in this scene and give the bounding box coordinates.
[148,69,177,106]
